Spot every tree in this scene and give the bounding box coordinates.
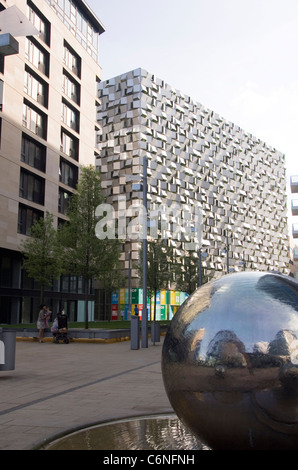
[21,211,63,304]
[96,240,124,321]
[59,165,121,329]
[176,250,208,295]
[138,238,176,322]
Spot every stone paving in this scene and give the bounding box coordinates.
[0,337,173,450]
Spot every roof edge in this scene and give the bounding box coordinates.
[76,0,105,35]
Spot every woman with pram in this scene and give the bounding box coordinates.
[37,304,51,343]
[51,311,69,343]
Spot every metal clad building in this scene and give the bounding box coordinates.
[96,68,289,283]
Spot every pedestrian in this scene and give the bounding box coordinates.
[37,304,48,343]
[51,316,58,342]
[134,305,139,316]
[45,307,52,329]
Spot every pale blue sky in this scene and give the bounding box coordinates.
[87,0,298,230]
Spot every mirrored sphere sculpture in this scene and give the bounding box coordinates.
[162,272,298,450]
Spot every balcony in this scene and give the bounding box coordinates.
[293,224,298,238]
[291,176,298,193]
[292,199,298,216]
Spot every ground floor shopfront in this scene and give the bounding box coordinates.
[109,287,189,321]
[0,247,94,324]
[0,248,188,325]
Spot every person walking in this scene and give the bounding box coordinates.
[37,304,49,343]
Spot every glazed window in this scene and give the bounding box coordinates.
[60,128,79,160]
[19,168,45,206]
[18,203,43,236]
[25,38,49,77]
[21,134,46,172]
[24,67,48,108]
[23,100,47,139]
[27,1,51,46]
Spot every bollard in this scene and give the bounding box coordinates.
[130,315,140,350]
[151,321,160,343]
[0,328,16,371]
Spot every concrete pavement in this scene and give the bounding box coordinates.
[0,337,173,450]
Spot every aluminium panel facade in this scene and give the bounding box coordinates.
[96,68,289,284]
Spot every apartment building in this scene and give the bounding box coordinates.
[96,68,289,287]
[0,0,104,323]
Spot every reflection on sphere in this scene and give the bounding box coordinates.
[162,271,298,450]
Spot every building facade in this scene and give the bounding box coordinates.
[0,0,104,323]
[290,175,298,278]
[96,68,289,286]
[0,3,291,324]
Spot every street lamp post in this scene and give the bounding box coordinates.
[226,235,229,274]
[198,248,208,287]
[199,248,202,287]
[239,251,246,271]
[220,234,231,274]
[124,157,148,349]
[128,247,132,319]
[142,156,148,348]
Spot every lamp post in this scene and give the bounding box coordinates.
[226,235,229,274]
[198,248,208,286]
[199,248,202,286]
[128,247,132,319]
[239,251,246,271]
[141,156,148,348]
[220,234,231,274]
[124,156,148,348]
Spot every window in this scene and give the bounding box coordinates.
[59,158,78,188]
[0,255,12,288]
[25,38,49,77]
[62,70,80,105]
[27,1,51,46]
[64,0,71,18]
[61,274,84,294]
[21,134,46,172]
[18,203,43,235]
[19,169,45,205]
[61,128,79,160]
[0,79,3,111]
[61,99,79,132]
[24,67,48,108]
[63,41,81,78]
[23,100,47,139]
[0,55,4,75]
[46,0,100,62]
[59,188,72,214]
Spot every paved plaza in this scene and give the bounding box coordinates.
[0,337,173,450]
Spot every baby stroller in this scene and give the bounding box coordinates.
[52,312,69,344]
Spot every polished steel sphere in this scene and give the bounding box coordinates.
[162,271,298,450]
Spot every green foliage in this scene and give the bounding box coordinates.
[21,211,64,303]
[175,250,208,294]
[97,239,124,290]
[59,165,104,281]
[59,165,122,328]
[137,238,177,321]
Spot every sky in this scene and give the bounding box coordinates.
[87,0,298,234]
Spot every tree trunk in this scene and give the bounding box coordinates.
[107,290,112,322]
[103,290,107,321]
[40,285,45,305]
[84,278,89,329]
